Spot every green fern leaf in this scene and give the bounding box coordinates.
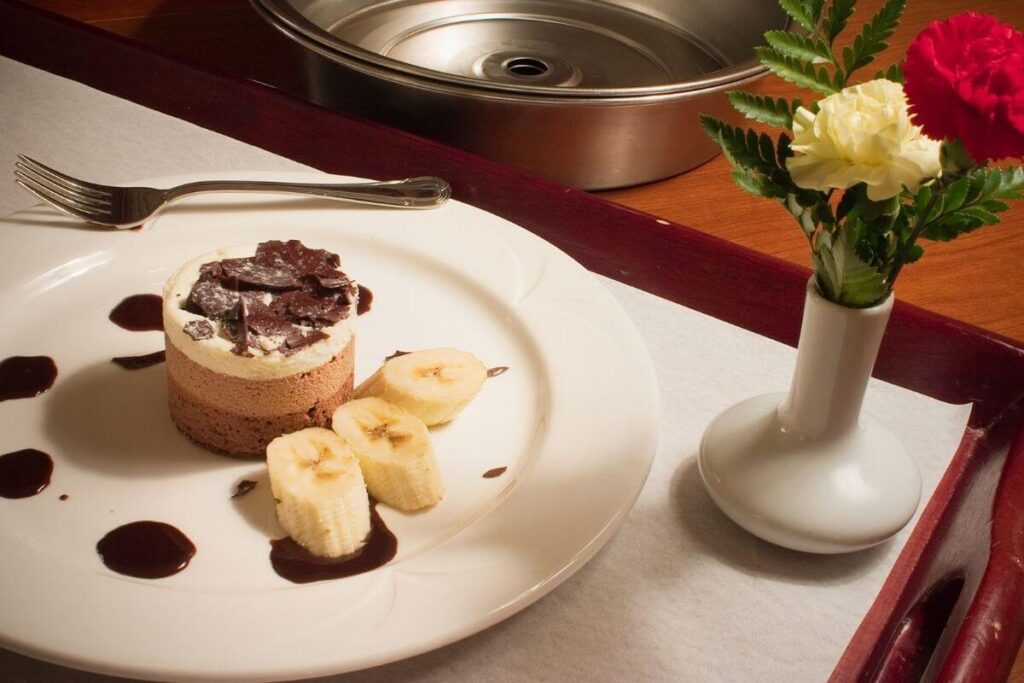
[755,47,838,95]
[778,0,815,32]
[765,30,833,63]
[823,0,856,43]
[700,116,777,175]
[841,0,906,78]
[732,168,788,198]
[726,91,801,128]
[829,218,890,307]
[873,63,905,83]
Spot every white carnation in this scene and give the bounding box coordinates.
[786,79,941,200]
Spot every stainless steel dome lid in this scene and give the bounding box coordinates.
[253,0,786,98]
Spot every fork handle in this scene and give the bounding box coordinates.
[163,177,451,208]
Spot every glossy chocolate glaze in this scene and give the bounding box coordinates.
[96,521,196,579]
[0,448,53,498]
[270,500,396,584]
[0,356,57,401]
[109,294,163,332]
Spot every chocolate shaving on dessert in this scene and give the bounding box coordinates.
[183,320,214,341]
[221,257,300,290]
[281,329,329,356]
[188,280,240,319]
[184,240,355,356]
[112,351,166,370]
[232,297,253,357]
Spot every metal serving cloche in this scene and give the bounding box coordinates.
[252,0,788,189]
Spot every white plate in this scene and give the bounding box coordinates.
[0,172,659,681]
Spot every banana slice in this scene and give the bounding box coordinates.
[332,397,444,511]
[355,348,487,426]
[266,428,370,558]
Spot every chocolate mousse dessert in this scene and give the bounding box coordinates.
[163,240,358,457]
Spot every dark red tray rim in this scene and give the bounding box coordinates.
[2,2,1022,681]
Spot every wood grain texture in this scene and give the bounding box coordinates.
[6,1,1024,680]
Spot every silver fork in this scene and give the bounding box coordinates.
[14,155,451,228]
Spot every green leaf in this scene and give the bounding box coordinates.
[940,176,970,214]
[808,0,827,24]
[823,0,856,43]
[777,133,794,166]
[982,199,1010,213]
[914,184,933,216]
[922,215,984,241]
[700,115,781,176]
[960,206,1001,225]
[765,30,833,63]
[726,91,801,128]
[755,47,839,95]
[732,168,787,198]
[904,243,924,264]
[813,217,889,307]
[873,63,905,83]
[994,167,1024,199]
[840,0,906,78]
[778,0,815,32]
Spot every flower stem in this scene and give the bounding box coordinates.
[887,191,941,291]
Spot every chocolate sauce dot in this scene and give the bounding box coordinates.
[483,466,508,479]
[356,285,373,316]
[59,494,69,501]
[486,366,509,378]
[270,501,396,583]
[97,521,196,579]
[231,479,257,498]
[109,294,163,332]
[111,350,166,370]
[0,449,53,498]
[0,356,57,401]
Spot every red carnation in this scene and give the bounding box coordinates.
[904,12,1024,162]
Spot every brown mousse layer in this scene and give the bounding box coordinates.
[166,338,354,458]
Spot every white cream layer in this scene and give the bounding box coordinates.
[163,244,357,380]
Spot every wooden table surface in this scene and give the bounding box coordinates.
[15,1,1024,680]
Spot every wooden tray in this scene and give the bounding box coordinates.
[2,2,1023,680]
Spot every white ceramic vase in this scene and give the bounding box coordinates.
[698,278,921,553]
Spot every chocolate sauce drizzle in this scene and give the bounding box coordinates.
[0,449,54,498]
[270,501,397,584]
[109,294,163,332]
[384,349,410,362]
[96,521,196,579]
[486,366,509,378]
[0,356,57,401]
[483,466,508,479]
[231,479,257,499]
[112,350,166,370]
